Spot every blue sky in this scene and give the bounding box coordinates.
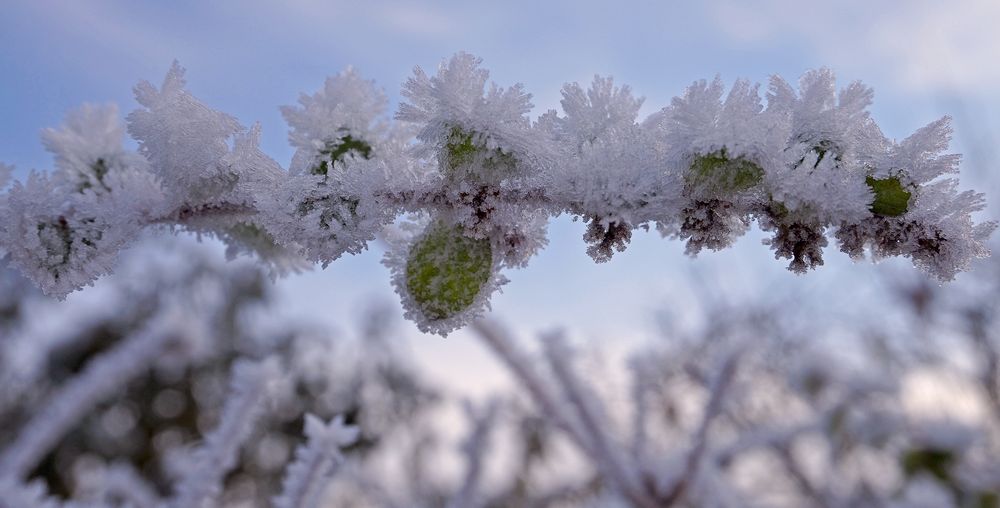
[3,0,999,392]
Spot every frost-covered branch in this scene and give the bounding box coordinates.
[1,53,993,335]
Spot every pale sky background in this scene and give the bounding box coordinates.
[2,0,998,395]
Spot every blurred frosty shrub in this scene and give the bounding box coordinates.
[0,238,998,506]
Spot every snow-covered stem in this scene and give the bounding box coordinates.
[169,357,282,508]
[448,399,500,508]
[272,414,359,508]
[0,318,181,481]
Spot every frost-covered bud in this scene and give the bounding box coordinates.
[259,176,377,266]
[42,104,154,196]
[384,218,506,335]
[677,199,749,255]
[0,105,161,296]
[652,77,781,255]
[685,149,764,196]
[583,217,632,263]
[281,67,388,177]
[307,134,374,176]
[398,53,543,184]
[3,173,139,297]
[760,202,828,273]
[441,125,518,179]
[494,213,549,268]
[834,116,994,281]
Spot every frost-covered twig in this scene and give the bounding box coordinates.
[169,357,282,508]
[272,414,359,508]
[1,54,992,335]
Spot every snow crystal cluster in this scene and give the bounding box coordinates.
[0,53,993,334]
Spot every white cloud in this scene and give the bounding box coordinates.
[709,0,1000,93]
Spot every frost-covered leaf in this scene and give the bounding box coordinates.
[405,221,493,322]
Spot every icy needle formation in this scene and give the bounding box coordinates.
[0,54,994,334]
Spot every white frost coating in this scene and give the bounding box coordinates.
[170,356,283,508]
[0,53,994,333]
[272,414,359,508]
[127,61,243,206]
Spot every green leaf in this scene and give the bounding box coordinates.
[866,175,912,217]
[687,149,763,194]
[311,134,374,176]
[405,222,493,321]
